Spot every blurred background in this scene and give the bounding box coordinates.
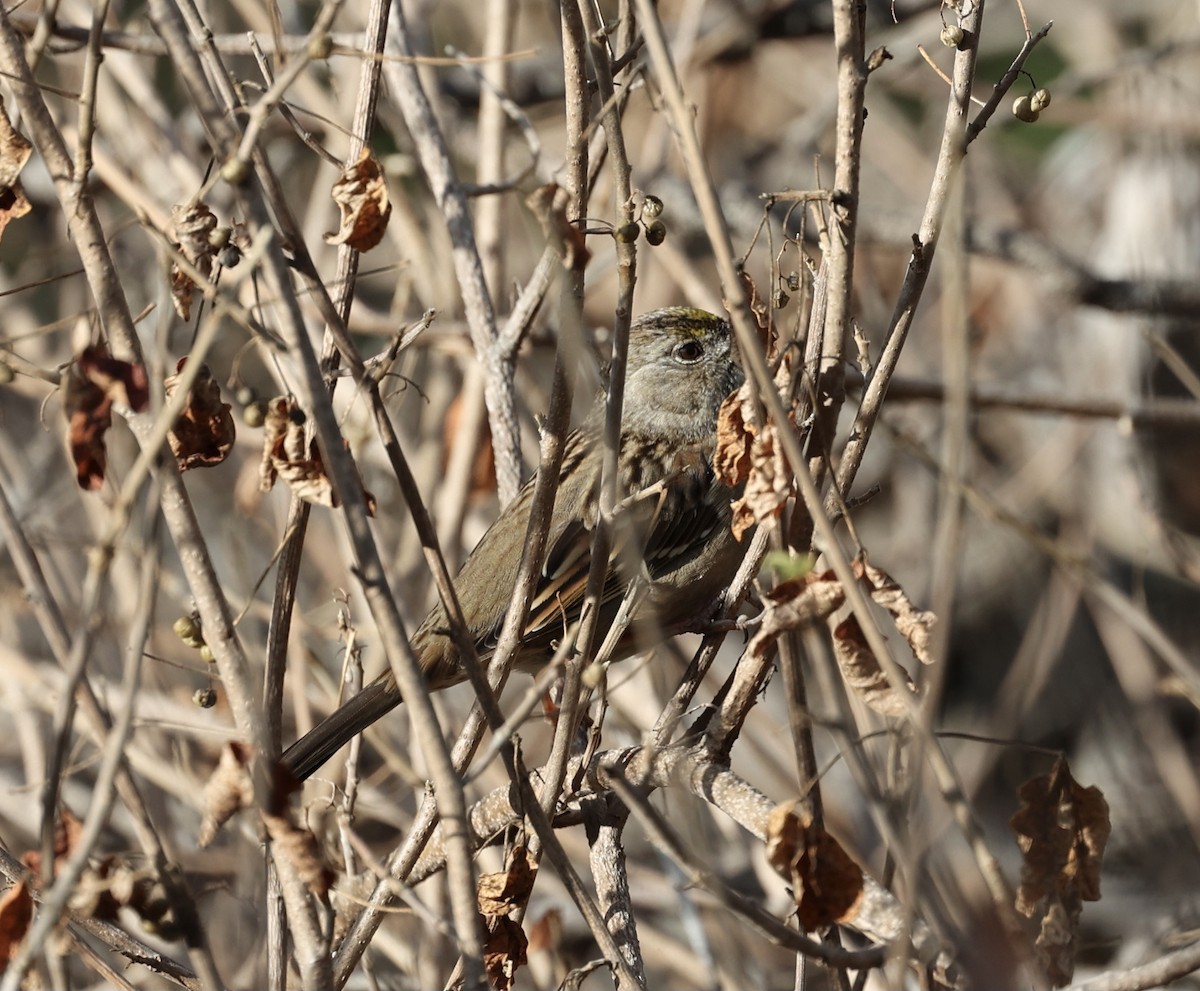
[2,0,1199,988]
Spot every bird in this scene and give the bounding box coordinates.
[282,307,747,781]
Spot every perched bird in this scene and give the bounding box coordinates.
[283,307,746,780]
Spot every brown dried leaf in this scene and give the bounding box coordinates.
[714,385,753,490]
[733,419,790,540]
[169,202,219,320]
[746,569,846,663]
[165,358,235,470]
[478,845,536,918]
[64,346,150,490]
[199,742,256,847]
[78,345,151,412]
[0,879,32,964]
[716,359,798,541]
[0,105,31,188]
[484,915,528,991]
[258,397,376,514]
[734,268,770,344]
[832,615,916,717]
[325,148,391,252]
[1010,756,1111,986]
[766,801,864,932]
[856,559,937,665]
[21,808,83,879]
[0,107,32,244]
[263,813,331,900]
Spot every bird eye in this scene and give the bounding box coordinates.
[672,340,704,363]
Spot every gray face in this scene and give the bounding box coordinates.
[621,307,743,445]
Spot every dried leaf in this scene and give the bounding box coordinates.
[746,569,846,663]
[169,202,219,320]
[259,397,376,514]
[0,106,32,244]
[324,148,391,252]
[0,879,32,964]
[21,808,83,879]
[77,345,151,412]
[714,385,753,490]
[734,268,770,344]
[1011,756,1110,986]
[856,559,937,665]
[766,801,863,932]
[716,370,796,541]
[263,813,331,899]
[832,615,916,717]
[477,845,536,918]
[165,358,235,470]
[199,742,256,847]
[64,346,150,490]
[483,915,528,991]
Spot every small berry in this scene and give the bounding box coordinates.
[1029,87,1052,113]
[173,616,204,649]
[614,222,640,244]
[645,220,666,246]
[193,688,217,708]
[1012,95,1040,123]
[221,157,249,186]
[243,400,268,428]
[641,194,664,220]
[940,25,964,48]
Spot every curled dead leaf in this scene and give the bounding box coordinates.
[325,148,391,252]
[746,569,846,664]
[715,354,798,541]
[64,346,150,490]
[477,845,535,990]
[169,202,219,320]
[715,386,753,491]
[832,615,917,717]
[259,397,376,514]
[0,105,32,244]
[766,801,864,931]
[1010,756,1110,986]
[855,558,937,666]
[165,358,235,470]
[199,742,256,847]
[484,915,528,991]
[477,845,536,919]
[263,813,331,900]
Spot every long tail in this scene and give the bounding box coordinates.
[281,678,402,781]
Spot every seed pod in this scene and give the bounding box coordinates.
[614,222,641,244]
[221,157,249,186]
[645,220,667,246]
[1012,95,1040,123]
[940,25,964,48]
[1030,87,1052,113]
[173,616,205,649]
[243,400,268,428]
[642,194,664,220]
